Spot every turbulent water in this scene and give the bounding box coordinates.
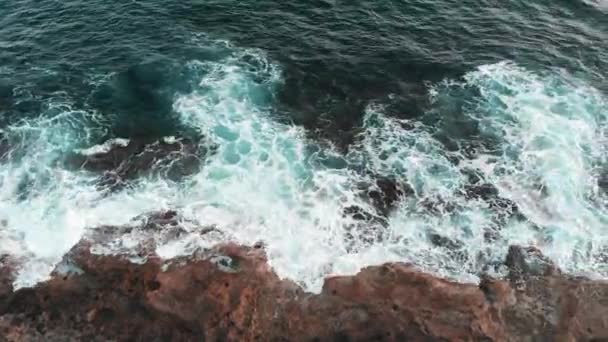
[0,0,606,292]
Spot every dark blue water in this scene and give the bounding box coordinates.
[1,1,605,139]
[0,0,607,290]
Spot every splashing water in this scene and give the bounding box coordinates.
[461,62,608,276]
[1,44,607,292]
[356,62,608,281]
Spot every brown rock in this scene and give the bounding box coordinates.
[0,239,607,341]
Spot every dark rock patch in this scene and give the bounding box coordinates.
[367,177,409,217]
[66,137,211,189]
[428,232,464,251]
[505,245,560,281]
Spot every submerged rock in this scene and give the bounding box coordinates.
[66,136,210,188]
[341,177,411,251]
[0,238,606,341]
[367,177,409,216]
[0,255,15,301]
[83,210,220,261]
[347,176,410,221]
[505,245,560,280]
[428,232,464,250]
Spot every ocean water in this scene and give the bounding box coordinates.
[0,0,606,292]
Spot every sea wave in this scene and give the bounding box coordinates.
[1,42,606,292]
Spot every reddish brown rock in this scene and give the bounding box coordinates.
[0,241,607,341]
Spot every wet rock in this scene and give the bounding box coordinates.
[428,232,464,250]
[136,209,181,230]
[66,137,208,188]
[427,233,473,269]
[343,205,376,222]
[0,255,15,301]
[367,177,409,216]
[347,176,411,221]
[419,195,458,215]
[341,177,410,250]
[490,197,524,220]
[595,247,608,265]
[0,241,607,341]
[483,226,502,243]
[505,245,560,281]
[341,208,386,253]
[464,183,524,219]
[84,210,183,245]
[464,182,499,201]
[83,210,197,262]
[599,170,608,193]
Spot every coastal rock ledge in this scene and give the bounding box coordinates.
[1,241,607,341]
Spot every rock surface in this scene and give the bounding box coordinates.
[0,241,607,341]
[66,137,208,188]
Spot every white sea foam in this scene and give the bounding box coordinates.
[461,62,608,276]
[147,58,608,288]
[1,49,606,292]
[368,62,608,281]
[76,138,130,156]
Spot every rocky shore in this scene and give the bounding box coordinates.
[0,143,607,341]
[1,231,607,341]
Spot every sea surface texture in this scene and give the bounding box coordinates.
[0,0,606,292]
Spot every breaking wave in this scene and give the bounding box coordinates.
[1,44,606,292]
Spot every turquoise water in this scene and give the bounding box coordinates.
[0,0,606,291]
